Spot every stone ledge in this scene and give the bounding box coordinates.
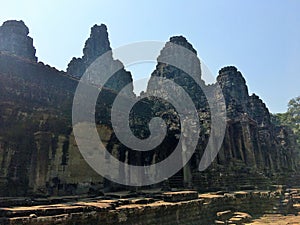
[162,190,199,202]
[0,190,279,225]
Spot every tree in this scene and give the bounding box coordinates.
[272,96,300,145]
[287,96,300,143]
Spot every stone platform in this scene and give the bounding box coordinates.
[0,189,292,225]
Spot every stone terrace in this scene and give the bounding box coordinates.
[2,189,299,225]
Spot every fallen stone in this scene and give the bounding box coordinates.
[293,196,300,204]
[293,203,300,212]
[215,220,226,224]
[216,210,233,221]
[233,211,252,222]
[29,214,37,218]
[234,191,249,199]
[228,216,243,224]
[129,198,155,204]
[215,191,228,195]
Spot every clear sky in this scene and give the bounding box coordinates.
[0,0,299,113]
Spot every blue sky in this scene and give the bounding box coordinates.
[0,0,299,113]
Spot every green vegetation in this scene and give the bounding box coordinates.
[272,96,300,145]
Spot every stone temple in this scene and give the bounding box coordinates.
[0,20,298,197]
[0,19,299,225]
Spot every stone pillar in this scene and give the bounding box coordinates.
[31,131,52,193]
[0,137,9,195]
[182,119,193,188]
[241,119,256,167]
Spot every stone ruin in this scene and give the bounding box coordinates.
[0,20,37,62]
[0,20,298,198]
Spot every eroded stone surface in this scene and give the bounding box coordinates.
[66,23,133,93]
[0,20,37,62]
[0,20,299,197]
[0,190,281,225]
[162,190,199,202]
[245,214,300,225]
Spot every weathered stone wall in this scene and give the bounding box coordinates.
[0,20,298,197]
[67,24,111,78]
[0,50,112,196]
[0,20,37,62]
[0,191,279,225]
[146,37,298,190]
[66,23,133,93]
